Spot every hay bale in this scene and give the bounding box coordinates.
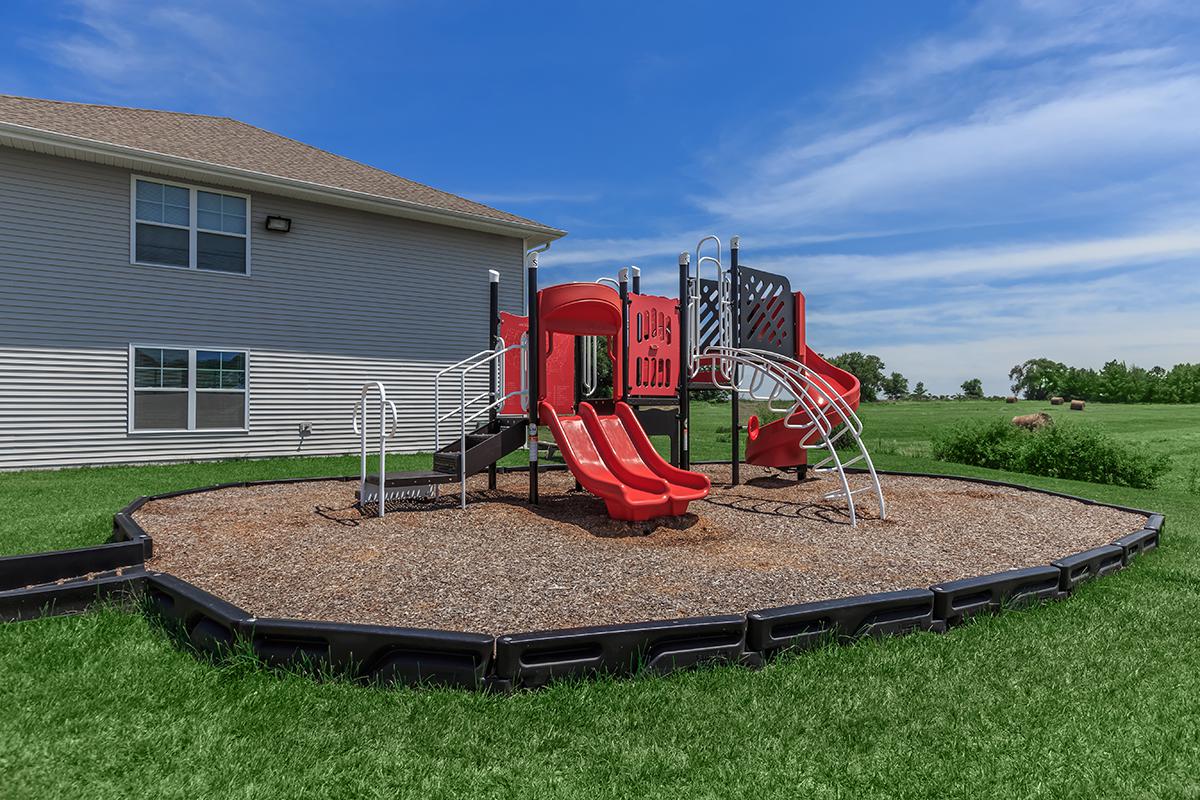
[1012,412,1053,431]
[1005,395,1018,403]
[1050,396,1064,405]
[1070,399,1086,411]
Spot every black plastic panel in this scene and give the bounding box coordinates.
[0,539,145,592]
[1052,545,1126,592]
[1114,527,1159,565]
[245,618,494,689]
[0,569,146,622]
[747,589,936,653]
[931,565,1065,626]
[737,266,795,357]
[494,615,746,688]
[145,573,251,656]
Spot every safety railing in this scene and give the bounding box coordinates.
[434,341,528,508]
[689,235,732,381]
[352,381,399,518]
[580,336,599,396]
[695,346,887,526]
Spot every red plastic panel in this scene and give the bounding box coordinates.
[499,312,528,416]
[498,311,576,416]
[628,293,678,397]
[539,327,576,416]
[538,283,622,336]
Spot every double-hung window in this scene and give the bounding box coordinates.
[132,177,250,274]
[131,346,248,432]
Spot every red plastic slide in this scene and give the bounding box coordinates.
[744,345,862,468]
[540,400,710,521]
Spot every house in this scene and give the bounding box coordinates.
[0,95,564,469]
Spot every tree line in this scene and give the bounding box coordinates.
[1009,358,1200,404]
[825,352,984,402]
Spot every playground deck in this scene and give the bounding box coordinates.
[135,465,1142,635]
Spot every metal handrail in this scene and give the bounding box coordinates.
[581,335,598,396]
[433,341,528,508]
[352,381,399,518]
[694,345,886,525]
[689,235,731,379]
[729,347,867,438]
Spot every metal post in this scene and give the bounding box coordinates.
[573,335,584,413]
[730,235,741,486]
[677,252,691,470]
[631,265,641,295]
[572,334,584,491]
[619,267,630,403]
[527,252,539,505]
[487,269,500,491]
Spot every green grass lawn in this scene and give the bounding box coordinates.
[2,400,1199,798]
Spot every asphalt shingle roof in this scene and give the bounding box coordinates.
[0,95,558,233]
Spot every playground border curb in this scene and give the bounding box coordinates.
[0,469,1168,690]
[494,615,747,689]
[746,588,938,653]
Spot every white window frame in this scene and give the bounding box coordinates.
[129,175,252,276]
[127,344,251,434]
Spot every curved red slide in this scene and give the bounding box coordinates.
[539,400,710,521]
[744,346,861,468]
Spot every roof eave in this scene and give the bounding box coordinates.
[0,121,567,246]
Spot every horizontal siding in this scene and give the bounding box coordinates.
[0,147,527,469]
[0,347,498,468]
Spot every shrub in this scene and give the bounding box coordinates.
[932,419,1169,489]
[931,419,1023,471]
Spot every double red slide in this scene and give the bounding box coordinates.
[540,400,710,521]
[744,345,862,468]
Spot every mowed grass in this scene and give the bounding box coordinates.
[2,401,1200,798]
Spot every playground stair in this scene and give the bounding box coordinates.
[358,416,526,507]
[431,416,527,477]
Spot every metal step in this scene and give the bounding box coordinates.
[363,470,459,489]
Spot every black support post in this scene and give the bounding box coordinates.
[619,268,630,403]
[730,236,741,486]
[572,334,584,491]
[527,253,539,505]
[488,270,500,491]
[631,265,641,295]
[677,252,691,470]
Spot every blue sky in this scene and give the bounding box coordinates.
[3,1,1199,393]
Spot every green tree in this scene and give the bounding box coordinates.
[829,352,886,402]
[911,381,928,400]
[1009,358,1067,400]
[960,378,984,399]
[881,371,909,400]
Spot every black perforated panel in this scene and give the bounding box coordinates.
[737,266,794,357]
[696,278,724,355]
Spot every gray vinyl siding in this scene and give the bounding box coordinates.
[0,146,526,469]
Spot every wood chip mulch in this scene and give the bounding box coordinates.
[135,465,1145,635]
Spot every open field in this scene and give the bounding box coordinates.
[2,400,1199,798]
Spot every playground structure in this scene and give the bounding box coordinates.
[353,237,886,525]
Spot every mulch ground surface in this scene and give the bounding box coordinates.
[135,465,1144,635]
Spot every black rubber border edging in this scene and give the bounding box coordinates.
[0,469,1169,691]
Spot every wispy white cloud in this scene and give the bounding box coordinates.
[548,1,1200,392]
[31,0,293,107]
[708,72,1200,227]
[757,225,1200,291]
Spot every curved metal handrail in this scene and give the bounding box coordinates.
[694,346,887,525]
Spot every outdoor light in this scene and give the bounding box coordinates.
[264,215,292,232]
